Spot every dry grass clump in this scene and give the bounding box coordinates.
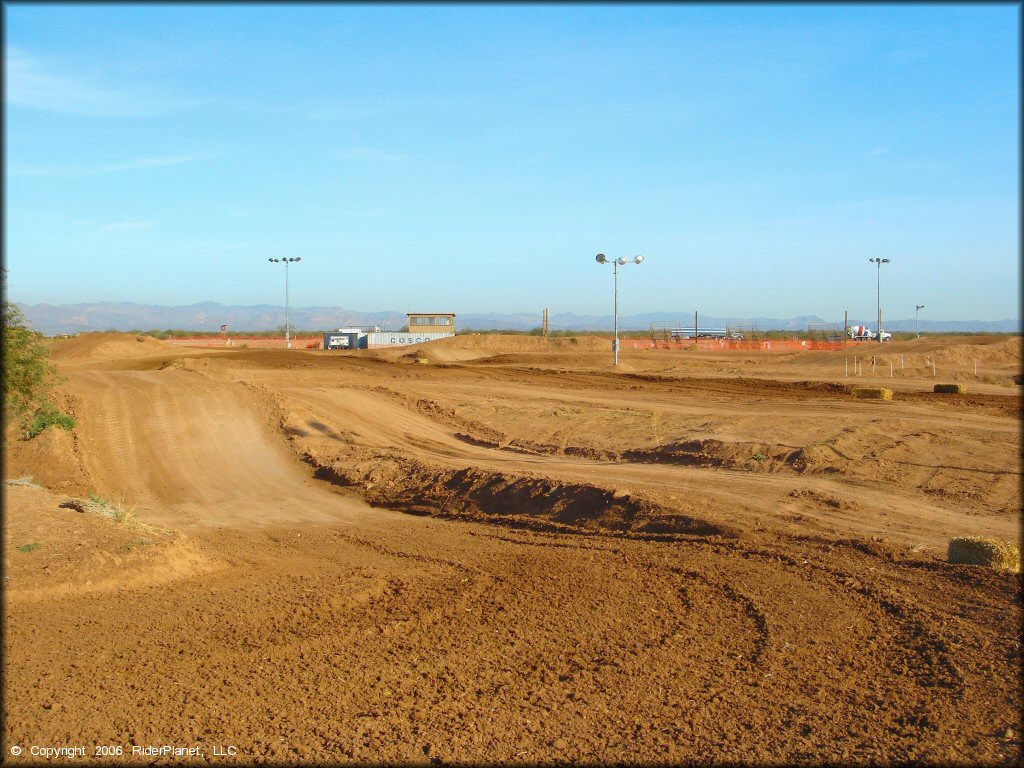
[60,493,163,533]
[852,387,893,400]
[948,536,1020,572]
[93,495,146,526]
[934,383,967,394]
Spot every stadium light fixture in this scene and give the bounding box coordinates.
[595,253,644,366]
[268,257,302,348]
[869,257,890,343]
[915,304,925,338]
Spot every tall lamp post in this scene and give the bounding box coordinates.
[268,257,301,348]
[596,253,644,366]
[868,257,890,343]
[915,304,924,338]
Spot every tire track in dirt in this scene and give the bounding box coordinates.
[264,383,1017,549]
[63,369,411,531]
[358,381,1018,523]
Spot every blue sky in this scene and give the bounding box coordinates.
[4,4,1019,322]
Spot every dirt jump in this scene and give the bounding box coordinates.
[4,332,1021,764]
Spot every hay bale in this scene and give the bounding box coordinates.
[934,383,966,394]
[948,537,1020,572]
[851,387,893,400]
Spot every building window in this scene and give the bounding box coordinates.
[407,314,453,328]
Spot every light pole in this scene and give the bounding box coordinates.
[868,257,890,343]
[915,304,924,338]
[596,253,644,366]
[268,257,301,348]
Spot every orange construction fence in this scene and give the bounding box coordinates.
[168,336,322,349]
[628,338,848,352]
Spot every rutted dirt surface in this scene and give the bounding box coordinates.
[3,332,1022,764]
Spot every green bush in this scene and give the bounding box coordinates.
[3,301,63,422]
[3,298,78,438]
[25,404,76,439]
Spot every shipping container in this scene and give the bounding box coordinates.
[365,331,453,349]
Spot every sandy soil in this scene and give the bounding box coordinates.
[3,332,1021,765]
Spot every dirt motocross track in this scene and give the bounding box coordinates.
[3,333,1022,765]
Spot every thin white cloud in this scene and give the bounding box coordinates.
[96,221,155,234]
[338,207,391,219]
[330,148,406,163]
[865,147,890,159]
[5,47,209,117]
[9,152,223,179]
[180,241,248,255]
[830,195,923,211]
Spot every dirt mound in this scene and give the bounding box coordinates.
[48,368,388,531]
[308,450,731,538]
[2,389,90,494]
[428,333,610,359]
[2,422,90,495]
[889,335,1021,364]
[362,333,611,364]
[441,334,608,352]
[3,483,211,604]
[927,337,1021,367]
[50,332,172,361]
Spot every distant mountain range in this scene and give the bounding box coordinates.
[15,301,1021,336]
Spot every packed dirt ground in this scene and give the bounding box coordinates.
[3,332,1022,764]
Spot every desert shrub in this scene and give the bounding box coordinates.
[135,329,171,340]
[2,301,77,438]
[3,302,61,421]
[25,404,76,439]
